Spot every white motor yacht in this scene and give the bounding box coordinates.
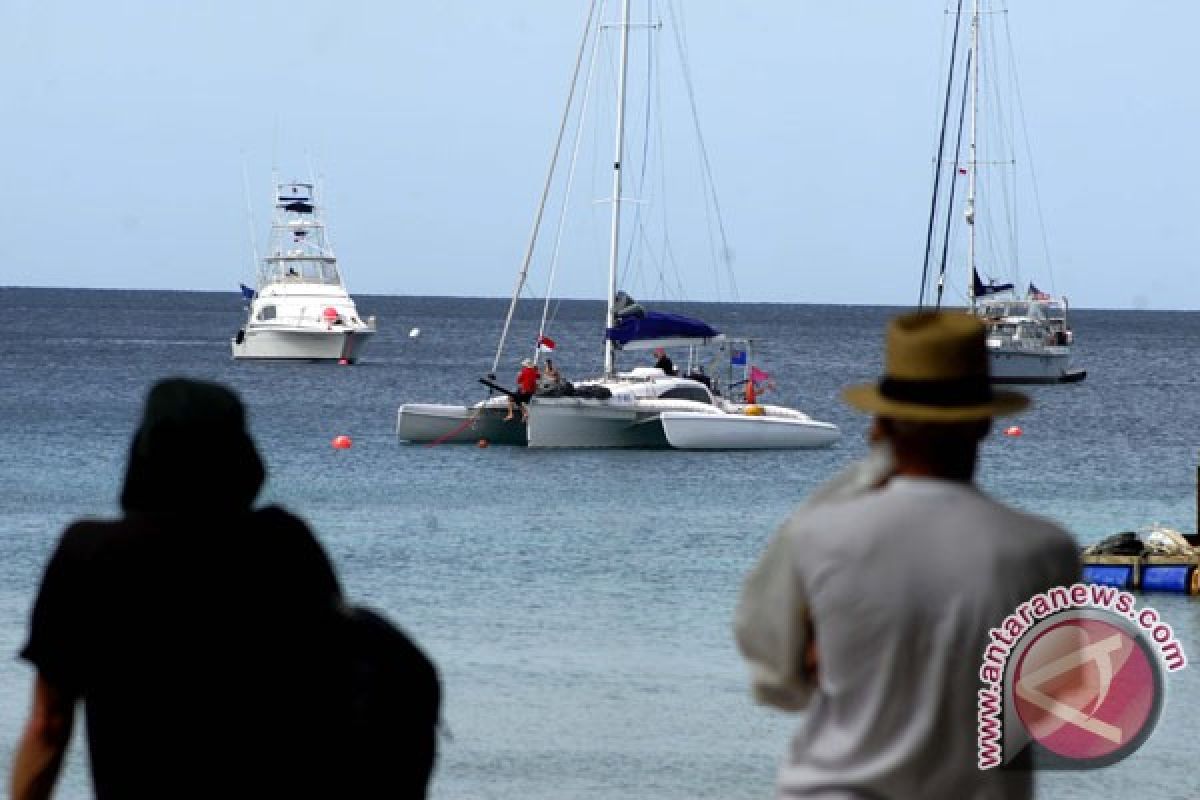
[977,293,1084,384]
[232,181,375,362]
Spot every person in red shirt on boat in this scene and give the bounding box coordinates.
[505,358,540,422]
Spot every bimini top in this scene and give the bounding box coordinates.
[606,311,722,350]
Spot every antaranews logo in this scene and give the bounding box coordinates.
[978,583,1186,770]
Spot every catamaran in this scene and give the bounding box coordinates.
[397,1,839,449]
[232,181,376,362]
[918,0,1084,384]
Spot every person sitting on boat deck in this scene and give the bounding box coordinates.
[544,359,561,388]
[734,311,1079,800]
[540,358,563,391]
[653,348,676,376]
[505,358,540,422]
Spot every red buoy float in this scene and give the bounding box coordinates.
[1004,425,1022,437]
[332,435,352,449]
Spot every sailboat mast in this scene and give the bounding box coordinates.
[604,0,632,378]
[966,0,980,311]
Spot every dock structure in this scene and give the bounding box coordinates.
[1080,464,1200,594]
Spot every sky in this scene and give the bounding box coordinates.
[1,1,1197,309]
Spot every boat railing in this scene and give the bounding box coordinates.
[253,305,364,328]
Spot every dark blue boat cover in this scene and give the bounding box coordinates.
[605,311,720,347]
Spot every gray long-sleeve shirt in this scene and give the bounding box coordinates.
[736,476,1080,799]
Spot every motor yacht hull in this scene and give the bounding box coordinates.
[231,326,373,362]
[987,347,1083,384]
[660,410,841,450]
[397,403,528,445]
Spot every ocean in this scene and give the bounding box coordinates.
[1,287,1198,799]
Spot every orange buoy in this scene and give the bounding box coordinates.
[1004,426,1022,437]
[477,438,489,448]
[332,435,352,449]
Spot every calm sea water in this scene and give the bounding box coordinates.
[1,287,1198,799]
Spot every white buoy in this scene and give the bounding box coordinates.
[409,327,420,338]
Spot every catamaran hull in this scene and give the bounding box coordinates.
[397,404,528,446]
[660,411,841,450]
[525,400,669,448]
[988,348,1084,384]
[231,327,374,362]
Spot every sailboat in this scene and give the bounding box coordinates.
[232,181,376,362]
[919,0,1084,384]
[397,1,839,449]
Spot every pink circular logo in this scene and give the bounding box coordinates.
[1012,616,1160,764]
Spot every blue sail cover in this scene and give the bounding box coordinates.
[606,311,721,348]
[972,268,1014,298]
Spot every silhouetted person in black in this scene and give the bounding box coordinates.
[13,378,439,800]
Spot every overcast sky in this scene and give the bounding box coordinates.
[1,1,1196,309]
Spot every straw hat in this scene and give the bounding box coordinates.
[841,311,1028,421]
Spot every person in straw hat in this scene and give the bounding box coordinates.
[734,311,1079,799]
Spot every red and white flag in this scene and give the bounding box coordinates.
[537,335,556,353]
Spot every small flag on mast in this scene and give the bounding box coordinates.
[537,335,556,353]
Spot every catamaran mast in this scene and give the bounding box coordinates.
[966,0,980,311]
[604,0,632,378]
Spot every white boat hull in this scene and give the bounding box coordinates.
[397,403,527,445]
[231,327,373,362]
[660,409,841,450]
[987,346,1083,384]
[526,398,669,448]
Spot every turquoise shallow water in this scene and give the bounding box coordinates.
[1,288,1198,798]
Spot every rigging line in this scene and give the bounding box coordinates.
[240,156,260,281]
[980,12,1018,292]
[491,0,599,378]
[919,0,966,309]
[539,0,606,349]
[666,0,738,302]
[1002,8,1056,294]
[658,23,687,304]
[935,47,972,310]
[619,0,658,294]
[643,6,684,301]
[307,156,337,258]
[648,18,686,303]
